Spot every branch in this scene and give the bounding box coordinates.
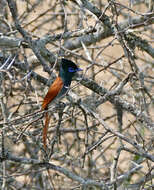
[1,152,109,189]
[76,75,153,129]
[65,0,154,58]
[68,91,154,162]
[0,36,22,48]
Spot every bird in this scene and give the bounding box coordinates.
[42,58,82,149]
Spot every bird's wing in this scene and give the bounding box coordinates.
[42,76,64,110]
[42,76,64,149]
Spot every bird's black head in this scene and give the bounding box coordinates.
[61,58,82,73]
[60,58,82,86]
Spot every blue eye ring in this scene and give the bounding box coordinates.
[68,67,75,72]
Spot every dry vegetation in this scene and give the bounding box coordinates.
[0,0,154,189]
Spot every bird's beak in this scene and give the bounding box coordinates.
[76,68,83,72]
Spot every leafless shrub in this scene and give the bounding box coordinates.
[0,0,153,189]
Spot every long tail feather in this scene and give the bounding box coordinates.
[43,112,50,149]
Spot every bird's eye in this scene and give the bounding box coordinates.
[68,67,75,72]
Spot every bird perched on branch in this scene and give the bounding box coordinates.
[42,58,82,149]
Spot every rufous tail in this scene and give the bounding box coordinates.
[43,112,50,149]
